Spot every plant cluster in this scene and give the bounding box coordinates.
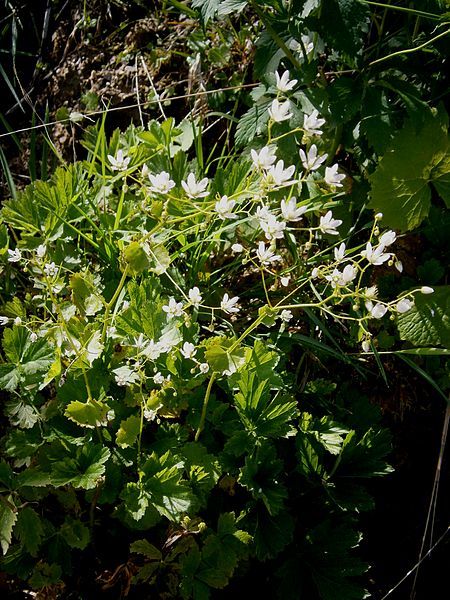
[0,0,449,598]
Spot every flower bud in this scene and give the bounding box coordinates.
[420,286,434,294]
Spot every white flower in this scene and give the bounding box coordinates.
[275,70,297,92]
[325,265,356,288]
[148,171,175,194]
[181,173,209,198]
[231,243,244,253]
[250,146,277,170]
[255,205,273,222]
[7,248,21,263]
[14,316,22,326]
[144,407,160,422]
[371,303,388,319]
[153,372,165,385]
[181,342,196,359]
[44,262,58,277]
[361,242,391,265]
[141,164,150,178]
[280,309,293,322]
[362,340,371,353]
[256,241,281,266]
[365,286,378,300]
[36,244,47,258]
[312,267,319,278]
[199,363,209,374]
[280,197,307,222]
[141,339,163,360]
[334,242,346,262]
[188,287,202,307]
[421,286,434,294]
[265,160,296,187]
[0,316,9,325]
[260,215,286,240]
[396,298,414,313]
[215,195,237,220]
[280,276,290,287]
[324,164,345,187]
[268,99,292,123]
[113,365,140,387]
[303,109,326,136]
[379,230,396,248]
[162,297,184,319]
[221,293,240,314]
[299,144,328,171]
[319,211,342,235]
[30,332,38,342]
[107,149,131,171]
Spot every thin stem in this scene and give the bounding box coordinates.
[195,373,216,441]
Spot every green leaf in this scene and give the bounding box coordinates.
[140,451,193,521]
[51,444,110,490]
[239,443,287,515]
[130,539,162,560]
[317,0,370,60]
[123,242,150,275]
[397,286,450,348]
[0,496,17,555]
[204,337,246,374]
[60,518,90,549]
[235,100,271,147]
[191,0,220,23]
[65,400,109,429]
[253,508,294,561]
[16,507,44,556]
[0,327,54,391]
[116,415,141,448]
[369,108,449,231]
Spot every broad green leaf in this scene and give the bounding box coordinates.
[235,100,271,147]
[116,415,141,448]
[397,286,450,348]
[317,0,370,60]
[123,242,150,275]
[253,508,294,561]
[239,443,287,515]
[51,444,110,490]
[0,327,55,391]
[141,451,193,521]
[65,400,109,429]
[204,337,246,374]
[191,0,220,23]
[60,518,90,549]
[16,507,44,556]
[130,539,162,560]
[369,108,449,231]
[0,495,17,555]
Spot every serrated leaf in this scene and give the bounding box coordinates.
[235,100,271,147]
[141,451,193,521]
[51,444,110,490]
[60,518,90,549]
[130,539,162,559]
[0,328,54,391]
[191,0,220,23]
[239,443,287,515]
[0,496,17,555]
[65,400,109,429]
[369,109,449,231]
[317,0,370,59]
[253,508,294,561]
[116,415,141,448]
[16,507,44,556]
[123,242,150,275]
[397,286,450,348]
[205,337,246,374]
